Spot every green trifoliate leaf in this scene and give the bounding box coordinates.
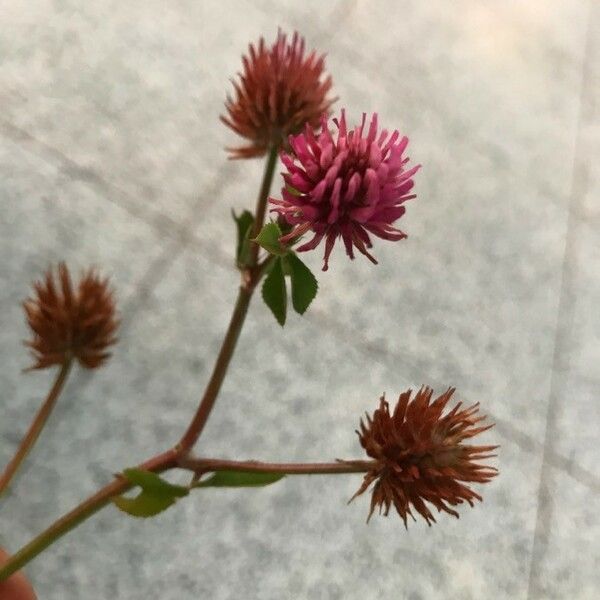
[112,468,189,518]
[252,222,288,256]
[232,209,254,267]
[261,257,287,326]
[285,253,318,315]
[194,470,285,488]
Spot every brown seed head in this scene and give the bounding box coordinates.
[350,387,498,526]
[23,263,119,370]
[221,30,335,159]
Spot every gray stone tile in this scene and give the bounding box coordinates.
[578,1,600,221]
[253,0,354,33]
[0,135,166,370]
[0,1,283,223]
[0,1,597,598]
[306,129,569,444]
[579,123,600,221]
[330,1,588,149]
[548,214,600,479]
[197,1,590,448]
[1,246,529,599]
[531,0,600,484]
[565,216,600,381]
[527,468,600,600]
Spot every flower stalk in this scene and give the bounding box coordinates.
[0,359,73,496]
[249,145,280,266]
[179,457,376,476]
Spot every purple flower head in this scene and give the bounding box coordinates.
[270,110,420,271]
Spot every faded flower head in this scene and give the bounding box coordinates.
[221,30,334,159]
[351,387,497,526]
[24,263,119,370]
[270,110,420,270]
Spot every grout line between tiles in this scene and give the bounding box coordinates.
[526,3,595,598]
[0,118,191,241]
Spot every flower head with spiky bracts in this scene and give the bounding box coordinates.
[270,110,420,270]
[24,263,119,370]
[350,387,497,526]
[221,30,335,159]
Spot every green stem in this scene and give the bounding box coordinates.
[0,360,73,497]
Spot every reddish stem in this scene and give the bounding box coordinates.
[179,457,376,476]
[0,360,72,496]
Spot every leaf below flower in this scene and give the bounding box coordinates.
[262,257,287,326]
[285,253,318,315]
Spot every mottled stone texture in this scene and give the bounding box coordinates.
[0,1,598,599]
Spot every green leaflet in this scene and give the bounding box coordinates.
[252,222,288,256]
[285,253,318,315]
[232,209,255,267]
[113,467,286,517]
[112,469,189,518]
[262,257,287,326]
[194,471,285,488]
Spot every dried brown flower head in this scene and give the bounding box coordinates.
[221,30,335,159]
[24,263,119,370]
[351,387,497,526]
